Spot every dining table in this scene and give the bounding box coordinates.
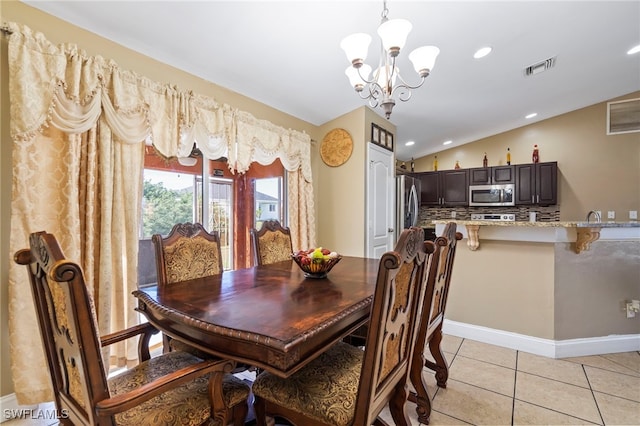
[133,256,380,423]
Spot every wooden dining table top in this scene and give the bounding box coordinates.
[133,256,380,377]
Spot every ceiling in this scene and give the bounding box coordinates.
[22,1,640,160]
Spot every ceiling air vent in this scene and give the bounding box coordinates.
[524,56,557,76]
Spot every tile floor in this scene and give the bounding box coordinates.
[5,335,639,425]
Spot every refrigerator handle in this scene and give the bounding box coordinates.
[408,184,419,227]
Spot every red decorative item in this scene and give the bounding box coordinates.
[532,145,539,163]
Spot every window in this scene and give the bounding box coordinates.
[139,146,286,276]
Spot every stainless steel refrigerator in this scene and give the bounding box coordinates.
[396,174,421,243]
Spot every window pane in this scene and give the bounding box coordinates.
[196,177,233,270]
[255,177,283,229]
[141,169,197,239]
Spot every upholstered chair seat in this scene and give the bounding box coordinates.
[109,351,250,425]
[252,342,363,426]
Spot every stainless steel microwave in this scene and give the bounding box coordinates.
[469,184,515,206]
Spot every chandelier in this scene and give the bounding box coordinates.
[340,1,440,118]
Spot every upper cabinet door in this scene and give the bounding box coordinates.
[469,167,491,185]
[469,165,514,185]
[492,165,515,184]
[417,172,440,206]
[536,162,557,206]
[515,162,557,206]
[440,169,469,206]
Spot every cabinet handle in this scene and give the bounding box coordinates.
[537,195,540,203]
[532,195,535,203]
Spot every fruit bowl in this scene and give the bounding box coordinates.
[292,248,342,279]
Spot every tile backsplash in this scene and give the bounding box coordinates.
[419,205,560,223]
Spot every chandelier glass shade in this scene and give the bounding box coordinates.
[340,2,440,118]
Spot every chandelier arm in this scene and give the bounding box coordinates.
[389,75,426,102]
[394,74,427,91]
[392,85,413,103]
[355,66,378,85]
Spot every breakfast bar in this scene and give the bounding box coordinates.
[428,219,640,358]
[436,220,640,253]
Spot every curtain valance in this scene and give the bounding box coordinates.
[6,21,312,181]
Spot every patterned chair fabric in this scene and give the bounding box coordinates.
[251,219,293,266]
[15,231,249,426]
[153,222,224,286]
[252,226,438,426]
[109,351,250,426]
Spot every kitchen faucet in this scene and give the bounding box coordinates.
[586,210,601,223]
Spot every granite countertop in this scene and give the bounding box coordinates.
[429,220,640,228]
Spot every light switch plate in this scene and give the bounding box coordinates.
[607,211,615,219]
[630,210,638,220]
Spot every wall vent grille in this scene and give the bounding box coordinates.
[524,56,557,76]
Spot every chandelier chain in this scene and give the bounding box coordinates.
[381,0,389,20]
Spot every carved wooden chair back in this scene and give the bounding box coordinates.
[353,226,438,425]
[410,221,463,424]
[14,231,251,426]
[152,222,224,287]
[250,219,293,266]
[15,232,112,425]
[252,226,438,426]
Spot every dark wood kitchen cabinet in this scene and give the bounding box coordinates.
[469,165,515,185]
[418,169,469,206]
[515,161,557,206]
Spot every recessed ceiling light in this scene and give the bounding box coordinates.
[525,113,538,119]
[628,44,640,55]
[443,140,452,145]
[405,141,415,146]
[473,47,492,59]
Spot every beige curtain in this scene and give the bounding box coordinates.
[6,22,314,404]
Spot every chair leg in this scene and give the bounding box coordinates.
[424,328,449,388]
[386,381,411,426]
[162,334,172,354]
[232,400,248,426]
[409,344,432,425]
[253,395,269,426]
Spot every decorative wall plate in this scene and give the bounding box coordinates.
[320,128,353,167]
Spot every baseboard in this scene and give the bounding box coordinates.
[442,319,640,359]
[0,393,38,423]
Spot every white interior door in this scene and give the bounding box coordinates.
[366,143,395,258]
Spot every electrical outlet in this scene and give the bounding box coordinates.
[630,210,638,220]
[451,211,456,219]
[607,211,615,220]
[626,299,640,318]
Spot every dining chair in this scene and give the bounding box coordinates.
[152,222,224,286]
[152,222,225,356]
[251,226,438,426]
[250,219,294,266]
[409,221,463,424]
[14,231,250,426]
